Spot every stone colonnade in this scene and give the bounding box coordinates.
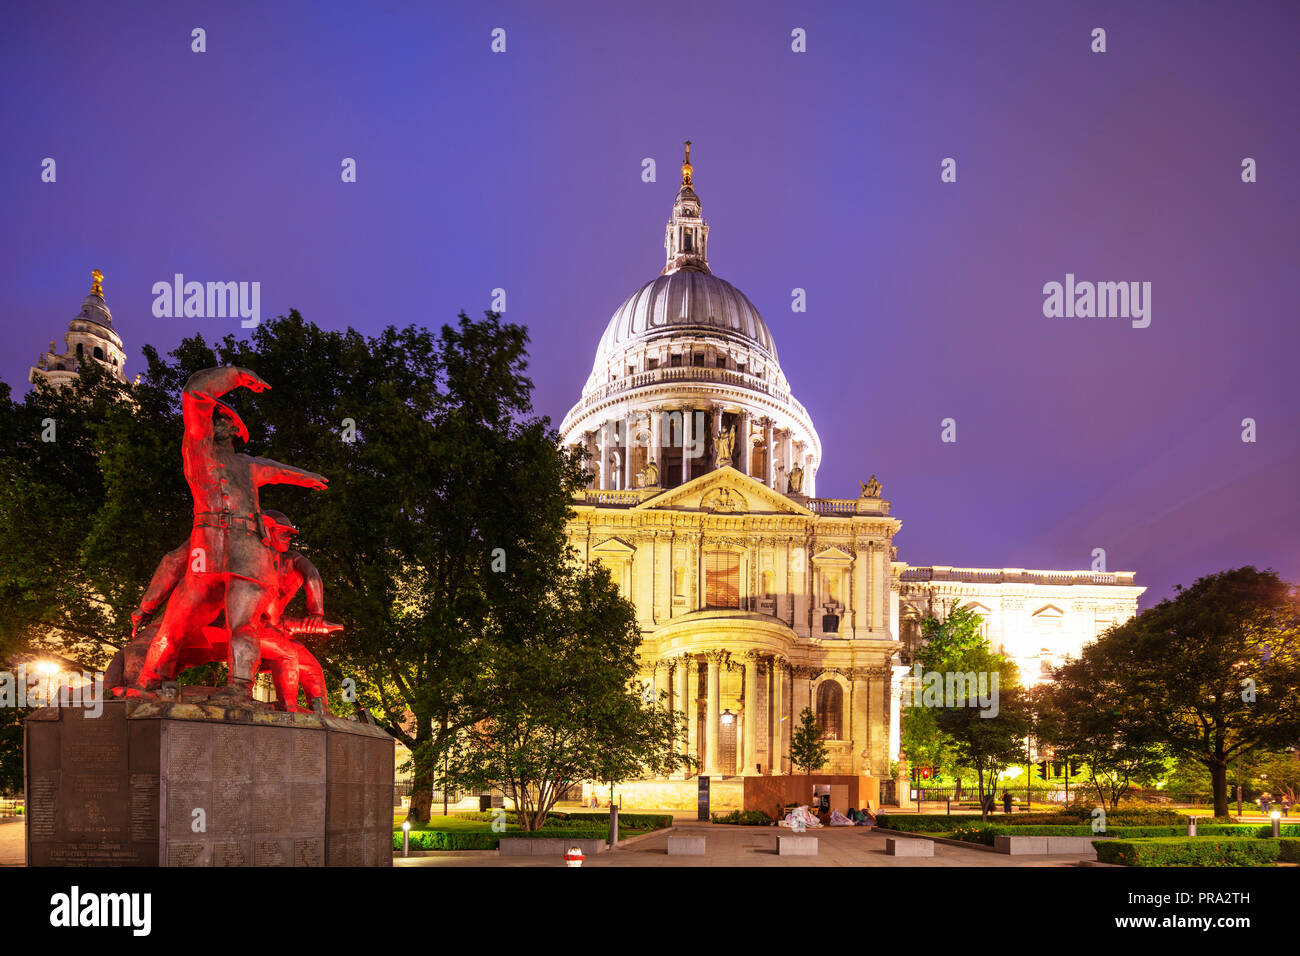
[647,651,891,778]
[580,403,813,496]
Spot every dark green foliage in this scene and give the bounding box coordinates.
[1095,836,1281,867]
[951,822,1000,844]
[789,706,828,774]
[393,830,499,851]
[1089,568,1300,818]
[710,810,774,826]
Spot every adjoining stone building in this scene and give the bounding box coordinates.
[560,146,1143,809]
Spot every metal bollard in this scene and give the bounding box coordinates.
[402,820,411,857]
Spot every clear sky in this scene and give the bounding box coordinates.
[3,0,1296,607]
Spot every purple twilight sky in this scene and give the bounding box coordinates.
[2,0,1296,608]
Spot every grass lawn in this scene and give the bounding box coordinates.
[393,811,665,837]
[394,813,523,833]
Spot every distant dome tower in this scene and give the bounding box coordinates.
[560,143,822,495]
[30,270,128,388]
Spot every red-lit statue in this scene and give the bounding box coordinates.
[122,366,329,704]
[108,510,341,712]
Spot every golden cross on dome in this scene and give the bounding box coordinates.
[90,269,104,297]
[681,140,693,186]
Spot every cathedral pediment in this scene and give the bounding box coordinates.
[633,466,813,516]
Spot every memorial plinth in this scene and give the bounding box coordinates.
[25,699,393,867]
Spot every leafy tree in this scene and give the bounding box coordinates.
[0,311,590,823]
[910,603,1030,819]
[448,561,689,830]
[789,706,828,775]
[1035,653,1165,809]
[1102,567,1300,818]
[1253,749,1300,806]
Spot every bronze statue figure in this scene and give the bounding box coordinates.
[123,367,329,704]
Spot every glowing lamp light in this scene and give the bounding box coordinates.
[35,660,59,675]
[401,820,411,857]
[721,709,734,725]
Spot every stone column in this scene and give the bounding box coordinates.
[685,657,698,775]
[709,403,722,475]
[852,670,871,776]
[869,668,890,777]
[782,430,794,490]
[673,657,690,777]
[649,406,663,481]
[653,658,669,708]
[770,657,784,774]
[791,666,812,742]
[704,651,725,776]
[624,414,636,490]
[763,418,775,486]
[742,652,760,775]
[680,405,693,485]
[597,420,610,490]
[737,410,751,475]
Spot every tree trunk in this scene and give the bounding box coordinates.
[1209,759,1230,818]
[408,741,435,823]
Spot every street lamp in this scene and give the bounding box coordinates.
[401,820,411,858]
[1271,810,1282,838]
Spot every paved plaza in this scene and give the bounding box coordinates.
[395,822,1097,867]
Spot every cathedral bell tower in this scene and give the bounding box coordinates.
[662,141,711,275]
[30,270,128,388]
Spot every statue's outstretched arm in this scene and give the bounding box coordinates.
[244,455,329,491]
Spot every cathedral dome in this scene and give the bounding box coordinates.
[592,270,779,378]
[562,144,822,496]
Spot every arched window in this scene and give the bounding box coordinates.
[93,346,103,360]
[76,343,83,357]
[816,681,843,739]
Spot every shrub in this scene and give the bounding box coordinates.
[951,822,1000,845]
[499,828,614,840]
[711,810,773,826]
[1095,837,1281,867]
[558,812,673,829]
[1278,839,1300,863]
[1196,824,1300,838]
[393,830,499,851]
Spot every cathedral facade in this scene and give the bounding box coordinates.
[561,146,1143,807]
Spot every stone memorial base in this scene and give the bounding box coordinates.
[25,698,394,867]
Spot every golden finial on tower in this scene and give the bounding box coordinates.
[681,140,693,187]
[90,269,104,297]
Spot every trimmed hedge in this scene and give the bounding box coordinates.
[1279,839,1300,863]
[555,812,673,829]
[393,830,499,851]
[1094,837,1281,867]
[876,810,1193,833]
[711,810,774,826]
